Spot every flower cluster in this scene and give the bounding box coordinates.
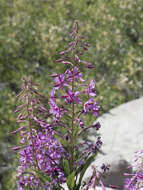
[48,21,101,171]
[18,129,66,190]
[13,21,103,190]
[13,78,66,190]
[124,150,143,190]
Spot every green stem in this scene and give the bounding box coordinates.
[70,59,76,172]
[26,93,40,171]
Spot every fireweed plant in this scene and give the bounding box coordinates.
[12,21,113,190]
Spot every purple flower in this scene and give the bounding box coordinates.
[101,163,110,172]
[51,73,68,89]
[92,122,101,130]
[84,98,99,117]
[64,90,81,104]
[76,117,84,128]
[86,80,96,97]
[79,119,84,128]
[89,137,102,154]
[49,97,63,120]
[65,66,85,82]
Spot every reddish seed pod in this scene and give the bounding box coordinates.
[51,73,59,78]
[59,51,66,55]
[11,126,26,134]
[56,59,64,62]
[12,146,24,151]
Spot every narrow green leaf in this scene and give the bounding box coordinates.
[60,138,68,147]
[63,159,71,176]
[67,171,75,190]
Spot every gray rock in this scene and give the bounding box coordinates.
[96,97,143,163]
[84,97,143,189]
[61,183,112,190]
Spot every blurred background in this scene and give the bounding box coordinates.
[0,0,143,189]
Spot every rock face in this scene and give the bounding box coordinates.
[84,97,143,189]
[62,183,112,190]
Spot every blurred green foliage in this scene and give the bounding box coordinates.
[0,0,143,189]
